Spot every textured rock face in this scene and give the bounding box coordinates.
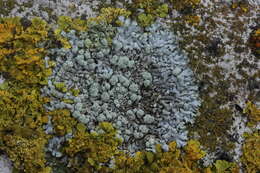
[0,155,13,173]
[42,17,200,153]
[1,0,98,20]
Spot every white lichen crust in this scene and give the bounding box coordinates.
[42,17,201,153]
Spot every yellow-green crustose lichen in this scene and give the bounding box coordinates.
[241,132,260,173]
[0,17,52,172]
[243,101,260,126]
[130,0,169,27]
[0,17,52,84]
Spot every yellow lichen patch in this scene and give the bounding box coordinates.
[243,101,260,124]
[62,98,74,104]
[203,160,239,173]
[54,16,88,49]
[53,31,72,49]
[0,17,55,173]
[0,19,16,43]
[64,122,121,172]
[15,18,48,43]
[134,0,168,16]
[132,0,169,27]
[0,17,51,84]
[184,140,206,161]
[113,140,205,173]
[215,160,239,173]
[48,109,77,136]
[54,82,68,93]
[114,151,149,172]
[0,84,50,130]
[100,7,131,25]
[54,16,87,49]
[137,13,155,27]
[0,130,50,173]
[87,7,131,26]
[55,8,130,49]
[57,16,87,33]
[0,83,53,172]
[70,88,80,97]
[241,132,260,173]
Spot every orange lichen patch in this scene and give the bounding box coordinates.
[241,132,260,173]
[255,29,260,35]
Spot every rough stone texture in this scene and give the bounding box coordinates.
[0,155,13,173]
[0,75,4,85]
[1,0,98,21]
